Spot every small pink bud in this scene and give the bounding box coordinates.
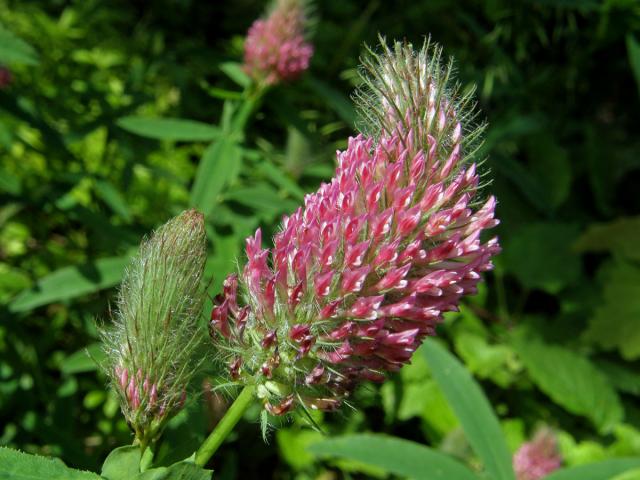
[341,266,371,294]
[305,364,325,385]
[314,270,334,297]
[319,239,339,268]
[344,215,367,244]
[370,208,394,238]
[375,264,411,291]
[288,281,305,309]
[345,240,371,268]
[149,383,158,408]
[261,330,278,349]
[211,301,230,338]
[118,367,128,391]
[320,299,342,319]
[132,387,141,409]
[127,377,136,402]
[397,206,422,236]
[230,357,242,380]
[265,395,295,415]
[348,295,384,319]
[290,324,310,341]
[328,322,355,340]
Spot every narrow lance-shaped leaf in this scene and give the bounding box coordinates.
[306,76,357,126]
[0,24,39,65]
[116,117,221,142]
[308,434,480,480]
[189,138,242,217]
[94,179,133,222]
[421,339,516,480]
[626,34,640,96]
[60,343,107,375]
[544,459,640,480]
[220,62,251,88]
[10,255,130,313]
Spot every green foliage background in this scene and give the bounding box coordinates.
[1,0,640,478]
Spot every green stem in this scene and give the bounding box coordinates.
[194,385,256,467]
[228,81,268,133]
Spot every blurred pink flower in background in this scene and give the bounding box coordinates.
[243,0,313,85]
[0,67,12,88]
[513,428,562,480]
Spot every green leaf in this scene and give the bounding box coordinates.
[277,428,324,471]
[9,255,129,312]
[116,117,220,142]
[59,343,106,375]
[598,360,640,395]
[454,331,518,388]
[223,184,298,218]
[491,155,548,214]
[0,447,100,479]
[612,467,640,480]
[134,461,211,480]
[544,459,640,480]
[154,402,207,467]
[574,217,640,261]
[526,134,572,209]
[220,62,251,88]
[627,35,640,96]
[258,161,306,200]
[584,261,640,360]
[391,353,459,435]
[190,138,242,217]
[0,166,21,195]
[306,76,357,126]
[502,222,581,293]
[200,80,243,100]
[94,179,132,222]
[308,433,480,480]
[101,446,141,480]
[421,339,515,480]
[401,380,459,437]
[512,334,623,432]
[0,24,39,66]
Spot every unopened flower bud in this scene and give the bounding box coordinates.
[102,209,207,447]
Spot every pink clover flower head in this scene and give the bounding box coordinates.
[211,40,500,416]
[513,428,562,480]
[243,0,313,85]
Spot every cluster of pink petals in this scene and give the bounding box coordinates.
[211,123,499,413]
[114,365,184,421]
[513,429,562,480]
[243,0,313,85]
